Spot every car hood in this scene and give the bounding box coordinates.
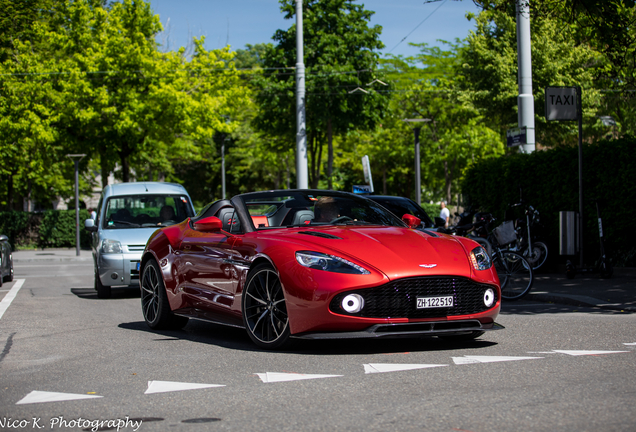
[269,226,472,280]
[99,227,159,248]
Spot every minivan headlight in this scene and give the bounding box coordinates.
[101,239,122,254]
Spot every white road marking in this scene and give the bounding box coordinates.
[363,363,447,374]
[145,380,225,394]
[552,350,630,356]
[623,343,636,346]
[453,355,543,365]
[0,279,25,320]
[256,372,343,383]
[16,390,102,405]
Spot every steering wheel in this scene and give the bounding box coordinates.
[330,216,353,224]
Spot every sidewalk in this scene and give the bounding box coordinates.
[12,248,93,263]
[528,267,636,312]
[10,249,636,312]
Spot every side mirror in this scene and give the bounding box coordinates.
[84,219,98,232]
[193,216,223,232]
[402,214,421,229]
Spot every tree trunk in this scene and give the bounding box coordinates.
[7,174,14,211]
[382,168,387,195]
[327,117,333,190]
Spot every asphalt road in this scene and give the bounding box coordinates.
[1,260,635,432]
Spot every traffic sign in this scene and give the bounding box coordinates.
[545,87,578,121]
[506,127,526,147]
[352,185,372,194]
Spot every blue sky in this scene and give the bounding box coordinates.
[147,0,481,58]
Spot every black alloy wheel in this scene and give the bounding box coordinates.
[141,259,188,330]
[242,263,290,349]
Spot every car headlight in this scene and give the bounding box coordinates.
[101,239,122,254]
[295,251,370,275]
[470,246,492,271]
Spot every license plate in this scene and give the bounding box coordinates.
[416,296,453,309]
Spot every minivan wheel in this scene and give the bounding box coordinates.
[95,270,111,299]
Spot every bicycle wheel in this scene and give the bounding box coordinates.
[523,241,548,271]
[494,251,533,300]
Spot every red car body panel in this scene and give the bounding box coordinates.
[143,218,501,336]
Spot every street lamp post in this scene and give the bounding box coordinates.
[66,154,86,256]
[403,118,432,206]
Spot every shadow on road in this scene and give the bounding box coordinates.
[118,319,498,355]
[70,287,141,300]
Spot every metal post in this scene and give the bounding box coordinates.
[295,0,308,189]
[516,0,535,153]
[577,86,584,267]
[66,154,86,256]
[74,159,80,256]
[222,138,226,200]
[414,127,421,206]
[403,118,431,205]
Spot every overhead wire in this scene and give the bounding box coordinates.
[387,0,449,54]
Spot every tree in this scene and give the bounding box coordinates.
[377,42,504,204]
[460,2,609,146]
[253,0,390,189]
[470,0,636,88]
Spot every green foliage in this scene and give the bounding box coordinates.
[462,137,636,266]
[462,3,607,144]
[0,211,33,248]
[38,209,91,248]
[0,209,91,249]
[379,42,504,204]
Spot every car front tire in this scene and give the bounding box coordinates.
[242,263,291,350]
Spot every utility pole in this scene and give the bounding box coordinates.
[516,0,535,153]
[295,0,308,189]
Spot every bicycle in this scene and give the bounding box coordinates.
[505,202,549,271]
[489,221,534,300]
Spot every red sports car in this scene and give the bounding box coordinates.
[140,189,502,349]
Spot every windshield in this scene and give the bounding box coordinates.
[239,190,405,230]
[102,194,194,229]
[369,197,434,228]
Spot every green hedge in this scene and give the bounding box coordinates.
[0,210,92,250]
[461,137,636,267]
[421,203,440,219]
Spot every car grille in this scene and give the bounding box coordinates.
[329,276,497,319]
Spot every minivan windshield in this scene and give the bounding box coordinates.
[102,195,194,229]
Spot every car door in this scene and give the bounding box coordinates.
[174,220,237,323]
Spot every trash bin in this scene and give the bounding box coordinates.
[559,211,578,255]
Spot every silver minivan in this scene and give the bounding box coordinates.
[84,182,195,298]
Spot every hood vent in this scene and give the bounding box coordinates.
[297,231,342,240]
